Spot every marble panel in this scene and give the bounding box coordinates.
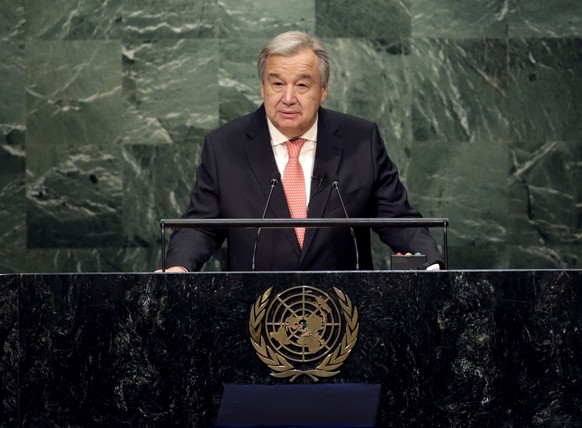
[16,273,221,425]
[0,0,579,273]
[23,248,118,272]
[0,0,25,41]
[26,143,125,248]
[509,0,582,37]
[0,41,26,134]
[325,38,413,172]
[25,40,123,147]
[122,0,228,40]
[9,271,582,426]
[22,247,163,273]
[218,0,315,38]
[121,39,220,145]
[316,0,411,38]
[24,0,122,40]
[0,41,27,273]
[411,0,508,38]
[0,275,18,425]
[407,141,510,269]
[0,144,26,273]
[508,38,582,142]
[408,38,510,144]
[509,140,582,268]
[121,143,202,249]
[219,38,263,125]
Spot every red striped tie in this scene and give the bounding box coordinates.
[283,138,307,248]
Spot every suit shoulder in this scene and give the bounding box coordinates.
[207,110,257,141]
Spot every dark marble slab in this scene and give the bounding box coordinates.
[0,0,580,273]
[121,39,220,145]
[509,140,582,268]
[0,41,25,127]
[0,144,26,273]
[509,0,582,37]
[325,38,411,155]
[219,38,263,125]
[122,0,314,41]
[316,0,411,38]
[25,40,123,148]
[0,275,18,426]
[407,140,510,269]
[24,0,122,40]
[411,0,508,38]
[1,270,580,427]
[0,0,24,41]
[508,38,582,142]
[0,40,26,272]
[408,38,510,144]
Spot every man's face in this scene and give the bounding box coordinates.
[261,48,328,138]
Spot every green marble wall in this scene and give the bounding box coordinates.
[0,0,580,272]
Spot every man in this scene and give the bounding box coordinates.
[162,31,443,272]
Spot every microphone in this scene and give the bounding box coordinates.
[330,177,360,270]
[308,174,327,210]
[251,172,281,271]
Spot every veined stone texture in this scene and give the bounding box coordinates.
[0,0,580,272]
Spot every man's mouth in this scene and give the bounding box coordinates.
[279,110,300,119]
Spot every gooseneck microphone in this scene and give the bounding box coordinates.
[251,172,281,271]
[331,177,360,270]
[307,174,327,212]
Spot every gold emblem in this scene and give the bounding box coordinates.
[249,285,359,382]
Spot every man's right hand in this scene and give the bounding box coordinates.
[154,266,188,273]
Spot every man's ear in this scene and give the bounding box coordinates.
[320,85,328,103]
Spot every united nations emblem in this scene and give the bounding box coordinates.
[249,285,359,382]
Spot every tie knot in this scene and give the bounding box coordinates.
[286,138,305,159]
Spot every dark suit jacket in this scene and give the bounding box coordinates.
[165,105,443,271]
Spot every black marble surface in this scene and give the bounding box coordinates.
[1,270,581,427]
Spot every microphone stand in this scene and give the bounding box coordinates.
[251,175,280,271]
[331,180,360,270]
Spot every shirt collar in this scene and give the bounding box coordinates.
[267,115,318,147]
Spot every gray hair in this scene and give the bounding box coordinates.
[257,31,330,87]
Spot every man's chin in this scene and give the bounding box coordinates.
[274,122,305,137]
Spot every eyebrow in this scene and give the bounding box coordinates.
[267,72,314,80]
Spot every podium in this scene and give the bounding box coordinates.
[1,270,581,427]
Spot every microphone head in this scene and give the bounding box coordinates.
[329,176,340,188]
[270,171,281,186]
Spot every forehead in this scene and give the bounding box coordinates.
[264,49,320,79]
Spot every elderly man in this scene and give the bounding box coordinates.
[162,31,442,272]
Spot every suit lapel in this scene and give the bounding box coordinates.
[301,108,343,257]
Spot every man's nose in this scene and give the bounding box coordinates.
[282,85,297,104]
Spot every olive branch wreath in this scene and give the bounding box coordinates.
[249,286,359,382]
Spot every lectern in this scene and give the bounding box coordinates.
[159,217,448,427]
[1,271,581,427]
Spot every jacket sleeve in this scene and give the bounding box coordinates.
[370,125,444,267]
[164,135,226,271]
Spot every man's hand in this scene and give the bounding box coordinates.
[154,266,188,273]
[426,263,441,271]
